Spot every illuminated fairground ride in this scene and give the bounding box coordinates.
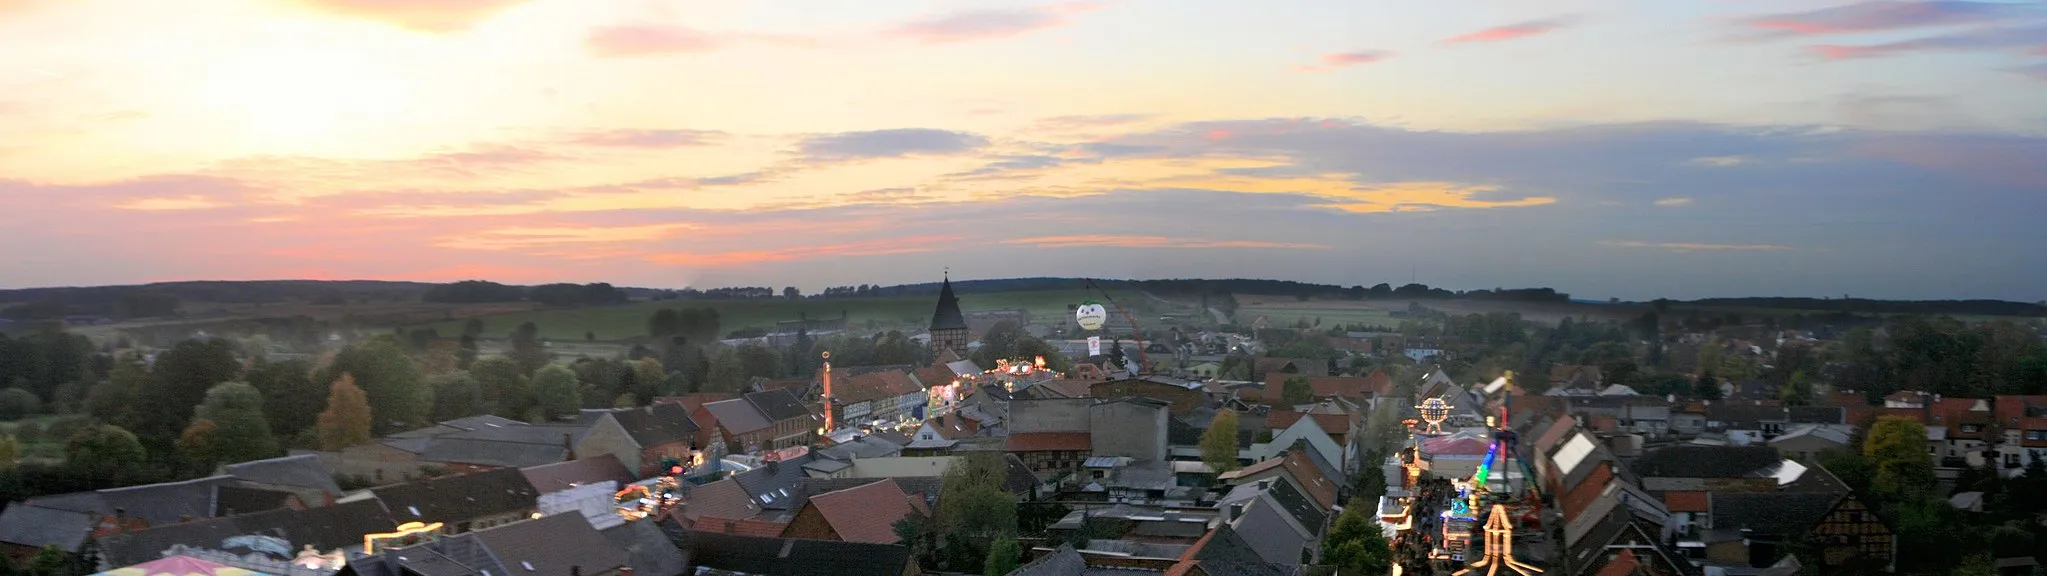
[616,461,688,521]
[1392,372,1548,571]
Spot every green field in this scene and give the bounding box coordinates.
[2,415,82,463]
[408,289,1156,341]
[1234,302,1403,329]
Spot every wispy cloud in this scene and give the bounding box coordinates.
[1295,50,1394,72]
[293,0,529,33]
[1004,235,1329,249]
[888,1,1106,45]
[1654,197,1693,207]
[585,25,723,57]
[1442,17,1575,44]
[571,129,724,148]
[1030,114,1155,132]
[1686,155,1750,167]
[2014,63,2047,81]
[1806,23,2047,59]
[1734,0,2041,38]
[797,128,989,161]
[1601,240,1794,252]
[645,236,960,267]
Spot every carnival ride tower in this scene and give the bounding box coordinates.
[1452,504,1544,576]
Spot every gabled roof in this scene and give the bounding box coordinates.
[1264,411,1352,436]
[604,402,701,447]
[1630,445,1780,479]
[97,498,397,567]
[792,478,920,544]
[1260,477,1326,534]
[519,453,635,493]
[745,388,813,422]
[25,475,243,527]
[930,276,968,332]
[223,454,343,495]
[371,468,538,523]
[468,513,629,576]
[834,370,923,405]
[600,518,687,576]
[1260,374,1386,401]
[731,453,819,509]
[1193,525,1293,576]
[680,477,761,521]
[1709,491,1847,538]
[703,397,775,435]
[418,437,568,468]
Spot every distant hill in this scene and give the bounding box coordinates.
[2,278,2039,321]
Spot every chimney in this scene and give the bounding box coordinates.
[620,568,635,576]
[563,433,575,460]
[1228,504,1244,521]
[571,567,581,576]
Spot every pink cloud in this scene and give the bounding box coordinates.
[295,0,528,33]
[1442,17,1575,44]
[888,1,1106,45]
[1003,235,1328,250]
[572,129,724,148]
[585,25,724,57]
[1736,1,2036,38]
[645,236,961,267]
[1295,50,1394,72]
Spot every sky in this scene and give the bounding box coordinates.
[1,0,2044,301]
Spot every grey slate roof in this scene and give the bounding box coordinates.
[1709,491,1845,538]
[24,475,241,527]
[744,388,813,423]
[1011,545,1088,576]
[371,468,538,523]
[519,454,636,493]
[417,437,568,468]
[0,504,94,552]
[604,402,700,448]
[780,477,944,517]
[97,498,397,567]
[469,513,629,576]
[731,453,818,509]
[1199,524,1297,576]
[223,454,343,495]
[678,531,916,576]
[1263,478,1326,534]
[1631,445,1782,478]
[600,520,686,576]
[703,398,774,435]
[212,485,299,516]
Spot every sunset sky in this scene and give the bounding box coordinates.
[2,0,2043,300]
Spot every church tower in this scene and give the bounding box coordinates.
[930,273,969,356]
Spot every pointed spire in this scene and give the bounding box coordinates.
[931,272,967,331]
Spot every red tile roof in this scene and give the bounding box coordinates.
[1280,451,1338,509]
[1004,432,1093,452]
[1260,374,1387,401]
[690,515,789,538]
[1996,395,2047,446]
[924,413,980,440]
[1593,549,1641,576]
[799,478,920,545]
[1033,379,1098,399]
[911,366,956,390]
[1663,491,1709,513]
[833,370,923,404]
[656,393,738,413]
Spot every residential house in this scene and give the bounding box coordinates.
[745,388,820,449]
[1258,373,1389,409]
[218,454,346,505]
[700,397,777,456]
[834,369,928,427]
[1546,364,1605,396]
[1217,448,1338,511]
[1218,477,1327,566]
[340,512,629,576]
[1769,424,1855,461]
[2,473,311,560]
[1705,465,1894,573]
[369,467,539,535]
[1994,395,2047,475]
[1246,412,1345,473]
[1090,397,1170,462]
[1253,357,1327,380]
[329,415,585,481]
[577,402,700,476]
[778,478,927,544]
[520,454,636,495]
[1007,432,1093,479]
[1705,405,1846,440]
[1630,445,1783,531]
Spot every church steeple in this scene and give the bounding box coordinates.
[931,272,967,332]
[930,272,969,355]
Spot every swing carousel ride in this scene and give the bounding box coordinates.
[616,461,688,521]
[1384,372,1547,576]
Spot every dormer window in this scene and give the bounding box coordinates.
[1960,424,1982,434]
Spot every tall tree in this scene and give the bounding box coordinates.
[469,356,531,418]
[531,365,581,422]
[84,351,148,428]
[983,537,1020,576]
[245,358,320,441]
[937,452,1018,571]
[177,419,219,470]
[1866,416,1935,503]
[193,382,279,465]
[1202,409,1242,473]
[508,322,549,376]
[703,348,746,393]
[734,343,784,380]
[315,375,373,451]
[136,338,242,438]
[1694,370,1723,401]
[1778,371,1815,406]
[318,336,429,434]
[631,358,667,403]
[429,373,483,421]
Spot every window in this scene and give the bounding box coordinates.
[2007,453,2021,467]
[1961,424,1981,433]
[2025,430,2047,441]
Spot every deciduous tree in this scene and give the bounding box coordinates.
[531,365,581,422]
[1866,416,1935,503]
[469,356,531,418]
[65,424,145,467]
[319,335,430,434]
[1323,497,1393,575]
[246,358,320,440]
[137,337,242,438]
[1202,409,1242,473]
[1281,376,1314,406]
[194,382,279,465]
[315,375,373,451]
[429,373,482,421]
